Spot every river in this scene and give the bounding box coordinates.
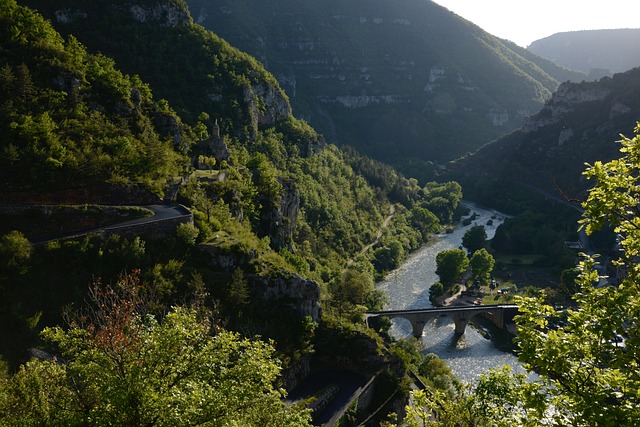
[377,202,530,383]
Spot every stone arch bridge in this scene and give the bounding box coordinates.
[365,304,519,337]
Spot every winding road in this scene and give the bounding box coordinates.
[31,204,191,243]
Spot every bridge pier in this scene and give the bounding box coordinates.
[411,320,426,338]
[453,315,467,335]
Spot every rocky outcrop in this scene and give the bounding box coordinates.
[457,67,640,198]
[250,83,291,125]
[609,101,631,119]
[243,82,291,139]
[153,112,187,151]
[198,243,258,272]
[128,1,191,26]
[259,178,299,251]
[524,82,611,132]
[282,357,311,391]
[55,1,191,27]
[319,95,406,108]
[255,272,321,322]
[54,9,87,24]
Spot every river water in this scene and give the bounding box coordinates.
[377,202,529,383]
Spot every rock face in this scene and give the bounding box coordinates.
[54,9,87,24]
[198,244,258,272]
[259,178,299,251]
[523,82,611,132]
[128,1,191,26]
[241,82,292,140]
[256,272,321,322]
[54,1,191,27]
[248,84,291,126]
[153,112,188,151]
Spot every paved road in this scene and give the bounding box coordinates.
[285,370,367,426]
[31,204,191,243]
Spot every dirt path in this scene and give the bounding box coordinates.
[344,204,396,270]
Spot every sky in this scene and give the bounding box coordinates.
[431,0,640,48]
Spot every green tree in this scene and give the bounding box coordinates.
[410,205,440,239]
[516,125,640,425]
[462,225,487,254]
[0,230,31,271]
[229,267,250,306]
[0,273,312,426]
[469,248,495,285]
[392,366,544,427]
[373,240,406,273]
[435,248,469,286]
[417,353,461,398]
[428,281,445,304]
[176,221,199,246]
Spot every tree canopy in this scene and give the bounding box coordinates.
[435,248,469,286]
[469,248,495,285]
[0,0,189,193]
[462,225,487,254]
[0,273,312,426]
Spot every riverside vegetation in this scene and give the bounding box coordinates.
[1,1,639,425]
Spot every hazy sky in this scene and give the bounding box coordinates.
[431,0,640,47]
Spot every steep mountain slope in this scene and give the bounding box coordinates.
[21,0,291,142]
[0,1,191,201]
[185,0,580,171]
[454,67,640,199]
[529,29,640,79]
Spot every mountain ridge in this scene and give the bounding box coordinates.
[528,29,640,79]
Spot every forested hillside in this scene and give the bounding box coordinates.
[455,67,640,200]
[184,0,583,177]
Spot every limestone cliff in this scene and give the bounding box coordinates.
[259,178,299,251]
[256,272,321,322]
[197,241,321,322]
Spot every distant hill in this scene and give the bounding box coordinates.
[185,0,583,174]
[528,29,640,80]
[453,67,640,200]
